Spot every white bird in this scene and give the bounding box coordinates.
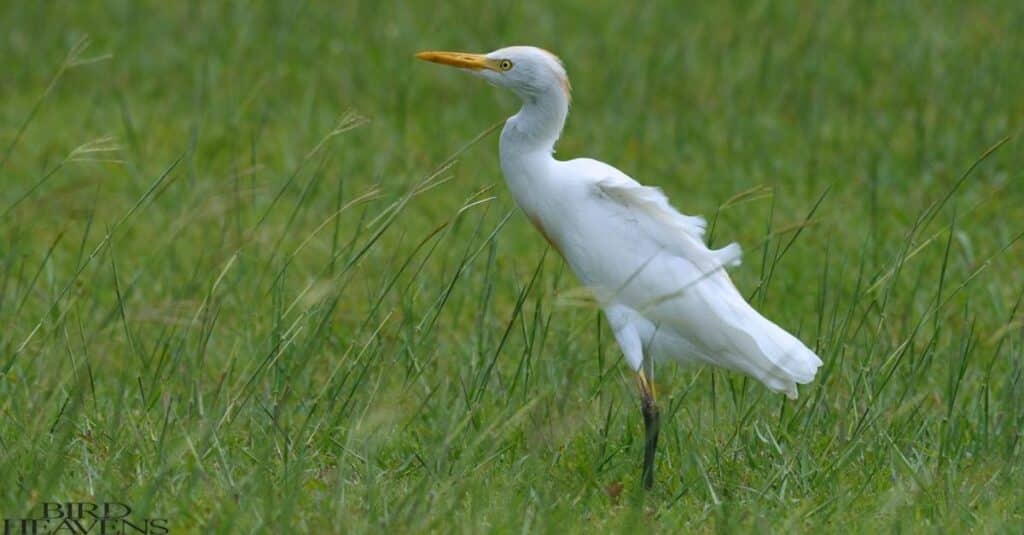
[417,46,822,489]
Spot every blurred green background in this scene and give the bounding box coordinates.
[1,1,1022,532]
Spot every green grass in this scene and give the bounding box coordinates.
[2,1,1023,532]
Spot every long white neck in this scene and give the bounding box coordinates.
[499,86,570,186]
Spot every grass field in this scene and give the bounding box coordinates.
[2,1,1023,532]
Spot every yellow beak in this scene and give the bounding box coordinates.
[416,50,497,71]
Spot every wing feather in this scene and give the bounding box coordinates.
[587,171,821,397]
[595,178,742,272]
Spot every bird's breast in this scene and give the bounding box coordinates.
[524,210,564,257]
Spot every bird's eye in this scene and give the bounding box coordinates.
[498,59,513,71]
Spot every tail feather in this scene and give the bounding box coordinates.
[705,288,823,399]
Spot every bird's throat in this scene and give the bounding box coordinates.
[497,86,571,255]
[501,87,570,155]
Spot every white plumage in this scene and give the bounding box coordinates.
[417,45,822,487]
[512,155,820,399]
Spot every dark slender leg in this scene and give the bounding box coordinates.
[637,371,660,490]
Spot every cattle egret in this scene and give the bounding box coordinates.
[416,46,822,489]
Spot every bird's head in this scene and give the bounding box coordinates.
[416,46,571,103]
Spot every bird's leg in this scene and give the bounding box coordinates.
[636,369,660,490]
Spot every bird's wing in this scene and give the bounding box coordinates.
[579,165,820,398]
[594,174,742,275]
